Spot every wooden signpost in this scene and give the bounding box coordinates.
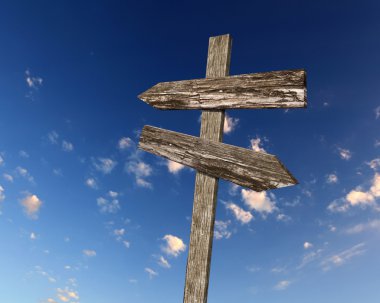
[137,34,307,303]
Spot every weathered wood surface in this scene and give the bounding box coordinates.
[183,34,231,303]
[139,125,298,191]
[138,69,306,110]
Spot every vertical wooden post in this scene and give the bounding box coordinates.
[183,34,232,303]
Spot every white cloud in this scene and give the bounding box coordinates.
[157,255,171,268]
[214,220,232,240]
[304,242,313,249]
[123,240,131,249]
[127,161,151,177]
[136,177,153,189]
[167,160,185,174]
[327,198,350,213]
[113,228,125,237]
[297,248,324,269]
[321,243,366,271]
[241,189,277,214]
[0,155,3,166]
[21,194,42,219]
[225,202,253,224]
[375,106,380,119]
[85,178,98,189]
[274,280,291,291]
[368,158,380,170]
[127,161,152,188]
[48,131,59,144]
[108,190,118,198]
[0,185,5,203]
[62,140,74,152]
[30,232,37,240]
[224,114,239,134]
[228,183,240,196]
[83,249,96,257]
[328,173,380,212]
[338,147,352,160]
[93,158,117,174]
[326,173,338,184]
[375,140,380,148]
[276,213,291,222]
[118,137,133,150]
[56,288,79,301]
[3,174,13,182]
[250,137,266,153]
[145,267,158,279]
[16,166,34,183]
[346,190,375,205]
[161,235,186,257]
[19,150,29,158]
[345,220,380,234]
[97,197,120,214]
[25,69,43,89]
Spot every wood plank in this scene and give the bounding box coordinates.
[139,125,298,191]
[183,34,231,303]
[138,69,306,110]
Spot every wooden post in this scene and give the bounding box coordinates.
[183,34,232,303]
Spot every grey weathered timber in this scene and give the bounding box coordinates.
[139,125,297,191]
[138,69,306,110]
[184,34,231,303]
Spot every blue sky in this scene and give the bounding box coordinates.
[1,1,380,302]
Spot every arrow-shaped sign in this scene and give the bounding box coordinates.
[138,69,306,110]
[139,125,297,191]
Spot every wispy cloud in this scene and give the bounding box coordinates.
[25,69,43,89]
[21,194,42,219]
[48,131,59,144]
[167,160,185,174]
[126,161,152,188]
[214,220,232,240]
[118,137,133,150]
[274,280,291,291]
[19,150,30,158]
[326,173,338,184]
[0,155,4,166]
[345,220,380,234]
[224,114,239,134]
[62,140,74,152]
[145,267,158,279]
[3,173,13,182]
[156,255,171,268]
[225,202,253,224]
[161,235,186,257]
[33,265,56,283]
[241,189,277,215]
[93,157,117,174]
[320,243,366,271]
[16,166,34,183]
[0,185,5,202]
[83,249,96,257]
[85,177,98,189]
[337,147,352,160]
[304,242,313,249]
[97,196,120,214]
[297,248,324,269]
[375,106,380,119]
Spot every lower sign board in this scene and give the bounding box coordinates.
[139,125,297,191]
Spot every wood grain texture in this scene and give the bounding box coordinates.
[139,125,297,191]
[138,69,306,110]
[184,34,231,303]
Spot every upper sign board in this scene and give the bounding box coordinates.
[138,69,306,110]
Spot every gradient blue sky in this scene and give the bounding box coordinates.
[1,1,380,302]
